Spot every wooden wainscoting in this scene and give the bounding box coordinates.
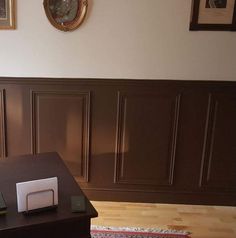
[0,78,235,205]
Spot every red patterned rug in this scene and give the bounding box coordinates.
[91,226,190,238]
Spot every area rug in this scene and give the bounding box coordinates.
[91,225,190,238]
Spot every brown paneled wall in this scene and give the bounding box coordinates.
[0,78,236,205]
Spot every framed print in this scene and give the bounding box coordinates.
[43,0,88,32]
[190,0,236,30]
[0,0,16,29]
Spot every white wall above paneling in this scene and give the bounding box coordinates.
[0,0,235,80]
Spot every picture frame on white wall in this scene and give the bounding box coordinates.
[43,0,88,32]
[190,0,236,30]
[0,0,16,29]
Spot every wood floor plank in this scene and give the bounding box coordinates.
[91,201,236,238]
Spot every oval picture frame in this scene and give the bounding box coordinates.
[43,0,88,32]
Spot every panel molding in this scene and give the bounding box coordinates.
[31,90,91,182]
[0,89,7,159]
[199,93,236,189]
[114,91,181,186]
[199,94,214,187]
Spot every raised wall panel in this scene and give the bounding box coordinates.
[115,91,181,186]
[200,93,236,190]
[31,91,91,182]
[0,89,6,159]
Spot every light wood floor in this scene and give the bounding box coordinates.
[91,201,236,238]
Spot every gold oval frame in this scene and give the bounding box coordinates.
[43,0,88,32]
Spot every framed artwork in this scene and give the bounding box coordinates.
[0,0,15,29]
[43,0,88,32]
[190,0,236,30]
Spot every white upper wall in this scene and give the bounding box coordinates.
[0,0,235,80]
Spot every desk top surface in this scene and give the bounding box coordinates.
[0,152,98,231]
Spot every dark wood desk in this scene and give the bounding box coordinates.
[0,152,98,238]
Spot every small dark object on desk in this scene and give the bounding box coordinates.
[0,192,7,215]
[71,195,86,213]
